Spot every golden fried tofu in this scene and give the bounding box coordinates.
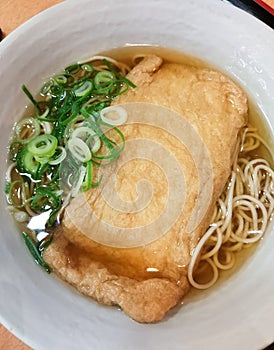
[44,55,247,323]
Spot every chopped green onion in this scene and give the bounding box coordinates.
[35,102,52,122]
[100,106,127,126]
[59,102,80,126]
[7,180,24,207]
[81,160,102,191]
[9,56,135,266]
[5,182,11,194]
[71,166,86,197]
[81,63,94,73]
[31,187,60,212]
[22,231,51,273]
[94,71,115,88]
[14,210,29,223]
[17,149,40,177]
[38,232,54,253]
[35,106,50,121]
[82,161,93,191]
[90,134,101,153]
[15,118,41,143]
[49,84,64,98]
[67,137,92,163]
[22,84,41,111]
[65,63,80,74]
[54,74,68,85]
[40,79,54,96]
[27,134,58,158]
[49,147,67,165]
[71,126,96,140]
[73,80,93,98]
[51,121,66,143]
[33,155,50,164]
[103,59,136,88]
[40,121,52,134]
[36,162,49,180]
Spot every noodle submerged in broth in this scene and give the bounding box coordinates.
[188,126,274,289]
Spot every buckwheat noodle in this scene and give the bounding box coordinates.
[188,126,274,289]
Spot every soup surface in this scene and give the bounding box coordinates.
[6,46,274,322]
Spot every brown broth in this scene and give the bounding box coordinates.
[8,46,274,298]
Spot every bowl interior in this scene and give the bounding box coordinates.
[0,1,273,349]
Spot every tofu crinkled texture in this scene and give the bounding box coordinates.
[43,55,247,323]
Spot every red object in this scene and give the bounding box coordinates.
[254,0,274,15]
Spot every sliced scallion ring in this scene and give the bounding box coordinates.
[73,80,93,97]
[65,63,80,75]
[49,84,64,97]
[27,134,58,158]
[71,126,96,139]
[15,118,41,143]
[35,104,51,122]
[54,74,68,85]
[64,116,87,140]
[49,147,67,165]
[71,165,86,197]
[81,160,102,191]
[17,149,40,177]
[40,79,54,95]
[90,135,101,153]
[100,106,127,126]
[14,210,29,223]
[59,102,80,126]
[40,121,52,134]
[94,71,115,89]
[68,137,92,163]
[8,180,24,207]
[31,187,60,212]
[80,63,94,74]
[82,161,93,191]
[33,155,50,164]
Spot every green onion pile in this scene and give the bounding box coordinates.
[6,57,135,272]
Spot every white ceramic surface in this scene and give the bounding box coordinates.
[0,0,273,349]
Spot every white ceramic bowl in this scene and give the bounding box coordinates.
[0,0,273,349]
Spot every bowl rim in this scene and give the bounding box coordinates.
[0,1,273,349]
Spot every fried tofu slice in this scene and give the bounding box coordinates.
[44,55,247,323]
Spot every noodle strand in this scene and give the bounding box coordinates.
[188,126,274,290]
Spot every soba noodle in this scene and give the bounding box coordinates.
[188,126,274,289]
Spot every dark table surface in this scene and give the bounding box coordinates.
[225,0,274,28]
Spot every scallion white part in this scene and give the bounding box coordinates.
[40,121,52,134]
[49,147,67,165]
[71,126,101,154]
[71,166,87,197]
[71,126,96,140]
[100,106,127,126]
[67,137,91,163]
[90,135,101,153]
[14,210,29,223]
